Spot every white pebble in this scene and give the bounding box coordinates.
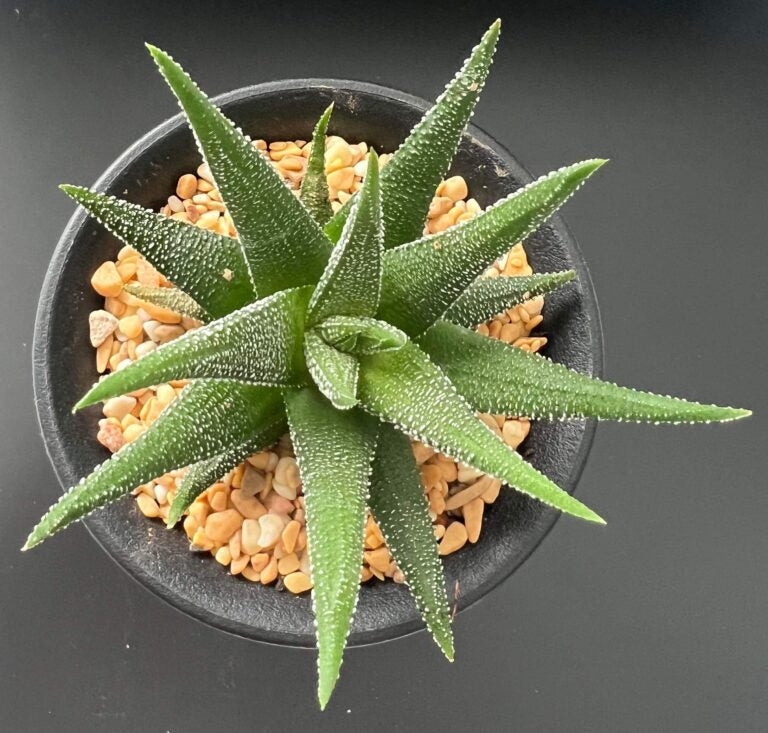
[135,341,157,358]
[143,320,162,342]
[257,514,284,548]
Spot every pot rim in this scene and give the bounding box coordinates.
[33,78,604,648]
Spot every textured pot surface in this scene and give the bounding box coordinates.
[33,79,603,647]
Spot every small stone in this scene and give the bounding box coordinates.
[272,479,297,501]
[438,521,468,555]
[204,509,242,542]
[241,464,266,497]
[91,261,123,298]
[102,395,136,421]
[257,514,284,548]
[283,571,312,594]
[230,489,266,520]
[240,518,262,555]
[135,340,157,358]
[264,493,293,515]
[88,310,119,347]
[462,497,484,543]
[153,324,185,344]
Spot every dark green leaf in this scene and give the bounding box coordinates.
[420,320,752,423]
[444,271,576,328]
[300,104,334,226]
[324,19,501,248]
[308,151,382,324]
[75,286,312,410]
[304,330,359,410]
[379,160,606,336]
[147,45,332,296]
[315,315,406,355]
[125,283,211,323]
[369,424,454,659]
[60,185,254,319]
[23,382,283,550]
[357,341,604,524]
[284,387,378,710]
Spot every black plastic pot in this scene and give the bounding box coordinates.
[33,79,603,647]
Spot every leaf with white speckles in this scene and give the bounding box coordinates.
[167,415,286,527]
[315,316,406,356]
[301,104,334,226]
[304,330,359,410]
[369,424,454,660]
[60,185,254,319]
[147,45,332,296]
[444,271,576,328]
[421,320,752,423]
[324,20,501,248]
[284,387,378,710]
[308,151,382,324]
[357,340,605,524]
[379,160,606,336]
[75,286,312,410]
[23,382,283,550]
[125,283,211,323]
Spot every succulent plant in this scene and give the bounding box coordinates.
[24,20,750,709]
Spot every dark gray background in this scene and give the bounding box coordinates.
[1,1,765,731]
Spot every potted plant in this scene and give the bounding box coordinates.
[26,21,749,709]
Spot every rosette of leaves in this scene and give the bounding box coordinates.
[24,20,750,709]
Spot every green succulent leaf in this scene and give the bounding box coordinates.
[124,283,211,323]
[357,341,604,524]
[75,286,312,410]
[379,160,606,336]
[301,103,335,226]
[166,417,286,528]
[421,320,752,423]
[324,19,501,248]
[24,382,283,550]
[308,151,382,324]
[368,424,454,660]
[315,316,407,356]
[147,45,332,296]
[304,330,359,410]
[284,387,378,710]
[444,271,576,328]
[60,185,254,319]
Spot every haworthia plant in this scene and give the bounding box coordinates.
[26,22,750,712]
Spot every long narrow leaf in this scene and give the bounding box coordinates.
[284,387,378,710]
[444,271,576,328]
[304,330,359,410]
[368,424,454,660]
[357,341,604,524]
[167,416,286,528]
[147,45,332,296]
[23,382,283,550]
[61,185,254,319]
[308,151,382,324]
[301,104,334,226]
[420,320,752,423]
[75,286,312,410]
[125,283,211,323]
[324,19,501,248]
[379,160,606,336]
